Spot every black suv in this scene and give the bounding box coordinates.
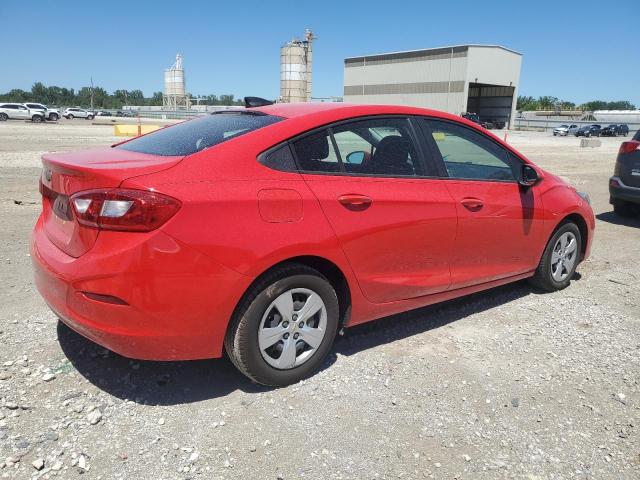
[617,124,629,136]
[609,129,640,216]
[600,125,619,137]
[575,124,601,137]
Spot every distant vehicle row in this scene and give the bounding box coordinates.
[0,103,51,122]
[0,104,139,122]
[461,112,506,130]
[553,124,630,137]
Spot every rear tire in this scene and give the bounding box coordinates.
[67,114,74,119]
[87,115,94,120]
[0,113,7,121]
[31,115,43,123]
[529,222,581,292]
[224,264,339,387]
[613,200,639,217]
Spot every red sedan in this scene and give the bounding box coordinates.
[31,103,595,386]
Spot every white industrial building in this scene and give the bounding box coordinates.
[343,45,522,127]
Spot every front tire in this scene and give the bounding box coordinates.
[530,222,581,292]
[31,115,43,123]
[67,114,74,119]
[49,113,59,121]
[225,264,339,387]
[87,115,94,120]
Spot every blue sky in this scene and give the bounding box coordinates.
[0,0,637,105]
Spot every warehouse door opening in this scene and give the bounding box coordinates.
[466,84,515,129]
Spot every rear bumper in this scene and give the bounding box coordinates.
[31,215,252,360]
[610,177,640,204]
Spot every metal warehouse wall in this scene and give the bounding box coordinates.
[343,45,522,127]
[344,47,468,113]
[466,47,522,127]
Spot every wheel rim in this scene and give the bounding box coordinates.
[551,232,578,282]
[258,288,328,370]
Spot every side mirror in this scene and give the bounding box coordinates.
[345,151,366,164]
[519,164,539,187]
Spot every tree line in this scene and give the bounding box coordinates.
[517,95,636,112]
[0,82,244,108]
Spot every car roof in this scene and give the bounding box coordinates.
[253,102,464,122]
[246,102,482,136]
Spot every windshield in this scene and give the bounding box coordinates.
[116,112,283,156]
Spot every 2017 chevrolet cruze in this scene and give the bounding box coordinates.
[31,103,595,386]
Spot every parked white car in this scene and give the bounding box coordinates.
[0,103,46,122]
[63,107,94,120]
[24,103,61,121]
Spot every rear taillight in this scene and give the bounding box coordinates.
[618,141,640,154]
[69,189,181,232]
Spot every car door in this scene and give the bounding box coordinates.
[292,116,457,304]
[19,105,32,119]
[420,118,544,289]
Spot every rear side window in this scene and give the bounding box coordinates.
[291,129,341,173]
[634,129,640,141]
[117,112,283,156]
[259,144,297,172]
[291,117,423,177]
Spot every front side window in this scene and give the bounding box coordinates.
[333,118,420,176]
[117,112,283,156]
[424,120,518,181]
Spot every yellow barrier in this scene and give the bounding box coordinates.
[114,124,162,137]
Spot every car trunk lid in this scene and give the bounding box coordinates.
[40,147,182,257]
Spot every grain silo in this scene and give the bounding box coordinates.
[163,54,191,110]
[280,30,314,103]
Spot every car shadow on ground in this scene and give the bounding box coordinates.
[58,280,540,406]
[596,211,640,228]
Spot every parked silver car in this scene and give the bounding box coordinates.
[553,124,578,136]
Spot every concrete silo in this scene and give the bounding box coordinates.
[163,54,191,110]
[280,30,314,103]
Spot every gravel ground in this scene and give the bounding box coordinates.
[0,122,638,479]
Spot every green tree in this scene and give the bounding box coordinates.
[606,100,635,110]
[580,100,608,111]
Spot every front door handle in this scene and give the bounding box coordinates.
[338,194,372,211]
[460,197,483,211]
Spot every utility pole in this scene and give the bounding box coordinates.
[90,76,94,112]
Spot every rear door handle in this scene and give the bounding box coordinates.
[460,197,483,211]
[338,194,372,211]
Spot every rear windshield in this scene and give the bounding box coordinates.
[116,112,283,156]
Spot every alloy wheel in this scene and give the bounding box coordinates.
[551,232,578,282]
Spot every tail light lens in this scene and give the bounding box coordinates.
[618,141,640,154]
[69,189,181,232]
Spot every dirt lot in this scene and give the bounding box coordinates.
[0,121,638,479]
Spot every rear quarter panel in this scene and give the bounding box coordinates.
[120,130,371,323]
